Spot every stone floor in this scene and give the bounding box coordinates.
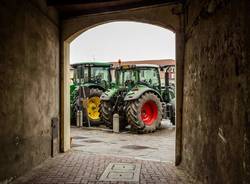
[13,151,195,184]
[13,120,195,184]
[71,120,175,163]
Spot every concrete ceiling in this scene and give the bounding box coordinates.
[47,0,184,19]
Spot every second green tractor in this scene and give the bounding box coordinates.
[100,64,175,133]
[70,62,112,126]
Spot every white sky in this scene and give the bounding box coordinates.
[70,21,175,64]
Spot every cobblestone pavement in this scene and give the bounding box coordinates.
[13,151,195,184]
[13,121,191,184]
[71,120,175,163]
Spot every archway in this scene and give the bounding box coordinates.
[60,4,184,165]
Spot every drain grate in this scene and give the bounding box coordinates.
[108,172,134,179]
[112,164,135,171]
[99,163,141,182]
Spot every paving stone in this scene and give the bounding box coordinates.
[71,120,175,163]
[13,151,195,184]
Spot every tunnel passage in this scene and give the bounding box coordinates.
[0,0,249,184]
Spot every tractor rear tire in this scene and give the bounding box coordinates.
[85,88,103,126]
[126,92,162,133]
[170,116,175,125]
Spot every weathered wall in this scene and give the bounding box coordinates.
[0,0,59,182]
[244,0,250,182]
[182,0,249,183]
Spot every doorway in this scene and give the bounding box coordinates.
[60,4,184,166]
[68,21,176,163]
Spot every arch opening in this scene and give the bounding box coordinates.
[64,21,177,164]
[60,9,184,166]
[67,20,176,44]
[70,21,175,63]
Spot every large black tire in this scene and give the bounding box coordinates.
[170,98,175,125]
[100,101,113,128]
[70,105,77,126]
[84,88,103,126]
[170,116,175,125]
[70,90,79,126]
[126,92,162,133]
[100,100,128,130]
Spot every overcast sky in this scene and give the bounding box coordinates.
[70,21,175,64]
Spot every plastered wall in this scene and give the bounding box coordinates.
[182,0,250,183]
[0,0,59,182]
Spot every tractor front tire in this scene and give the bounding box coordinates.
[100,101,113,128]
[70,105,77,126]
[70,90,79,126]
[127,92,162,133]
[100,101,128,130]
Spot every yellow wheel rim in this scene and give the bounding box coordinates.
[87,96,101,120]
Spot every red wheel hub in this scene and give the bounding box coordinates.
[141,100,158,126]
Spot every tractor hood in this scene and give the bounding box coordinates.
[100,87,119,101]
[100,84,163,102]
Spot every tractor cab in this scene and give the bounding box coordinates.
[115,64,161,91]
[71,62,112,90]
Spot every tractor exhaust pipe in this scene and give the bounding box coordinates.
[165,71,169,89]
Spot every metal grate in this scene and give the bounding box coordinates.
[99,163,141,182]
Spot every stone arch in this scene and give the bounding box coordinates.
[60,4,184,166]
[68,19,176,43]
[62,4,181,42]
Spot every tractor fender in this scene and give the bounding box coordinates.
[100,88,118,101]
[124,86,163,101]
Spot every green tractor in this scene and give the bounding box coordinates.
[70,62,112,126]
[100,64,175,133]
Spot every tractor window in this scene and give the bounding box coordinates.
[73,68,77,83]
[90,67,109,83]
[139,68,160,87]
[118,69,137,86]
[75,66,88,83]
